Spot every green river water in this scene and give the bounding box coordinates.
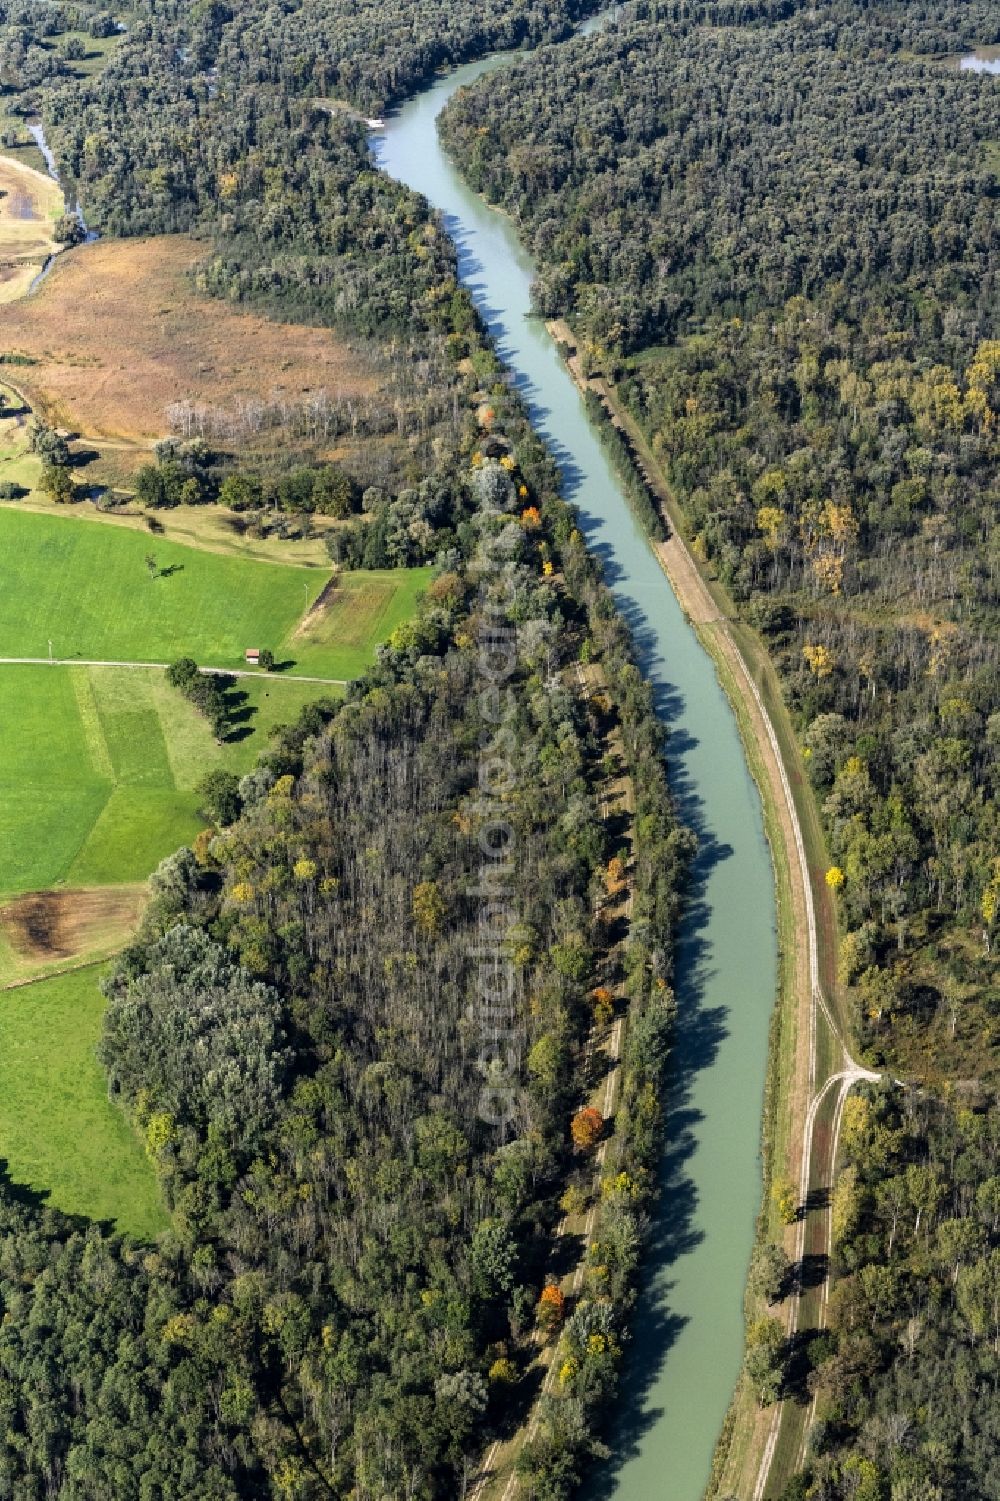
[374,36,779,1499]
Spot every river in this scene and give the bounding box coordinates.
[25,120,95,294]
[373,33,779,1501]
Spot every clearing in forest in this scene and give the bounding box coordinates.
[0,155,64,304]
[0,502,426,1233]
[0,966,167,1239]
[0,403,340,565]
[0,233,377,440]
[295,568,433,655]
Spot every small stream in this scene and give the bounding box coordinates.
[25,120,95,295]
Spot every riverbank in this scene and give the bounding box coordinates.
[471,660,637,1501]
[380,64,780,1499]
[547,318,854,1498]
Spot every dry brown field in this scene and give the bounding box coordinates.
[0,233,377,440]
[0,155,64,303]
[1,885,147,965]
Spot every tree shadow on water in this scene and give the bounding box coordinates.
[443,218,748,1489]
[582,831,732,1493]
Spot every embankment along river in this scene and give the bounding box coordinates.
[374,37,778,1500]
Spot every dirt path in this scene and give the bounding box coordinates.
[1,954,106,993]
[0,656,348,686]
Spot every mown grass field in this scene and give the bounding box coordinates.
[0,664,341,901]
[0,507,427,677]
[295,569,432,666]
[0,966,167,1239]
[0,487,425,1235]
[0,884,148,989]
[0,662,338,1230]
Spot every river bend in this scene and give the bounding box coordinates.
[374,45,778,1501]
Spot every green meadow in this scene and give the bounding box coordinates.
[0,507,429,679]
[0,504,428,1237]
[0,664,341,897]
[0,966,167,1239]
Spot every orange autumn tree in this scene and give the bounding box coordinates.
[591,986,614,1027]
[537,1283,566,1332]
[571,1106,604,1150]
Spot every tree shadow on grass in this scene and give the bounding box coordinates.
[0,1158,126,1239]
[781,1327,820,1405]
[220,684,257,744]
[0,1157,51,1214]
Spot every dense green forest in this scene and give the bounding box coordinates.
[0,3,697,1496]
[25,0,601,333]
[795,1082,1000,1501]
[439,3,1000,1494]
[0,413,689,1499]
[3,0,997,1493]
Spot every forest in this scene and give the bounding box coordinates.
[1,0,996,1493]
[22,0,604,333]
[0,402,690,1501]
[438,2,1000,1494]
[0,3,697,1496]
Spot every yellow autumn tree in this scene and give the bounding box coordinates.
[772,1175,798,1226]
[811,553,845,595]
[832,1165,859,1247]
[981,860,1000,951]
[965,339,1000,430]
[841,1094,870,1155]
[803,643,835,679]
[560,1184,587,1217]
[145,1110,176,1160]
[412,880,446,936]
[756,505,787,549]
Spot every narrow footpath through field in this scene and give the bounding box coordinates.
[0,656,348,685]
